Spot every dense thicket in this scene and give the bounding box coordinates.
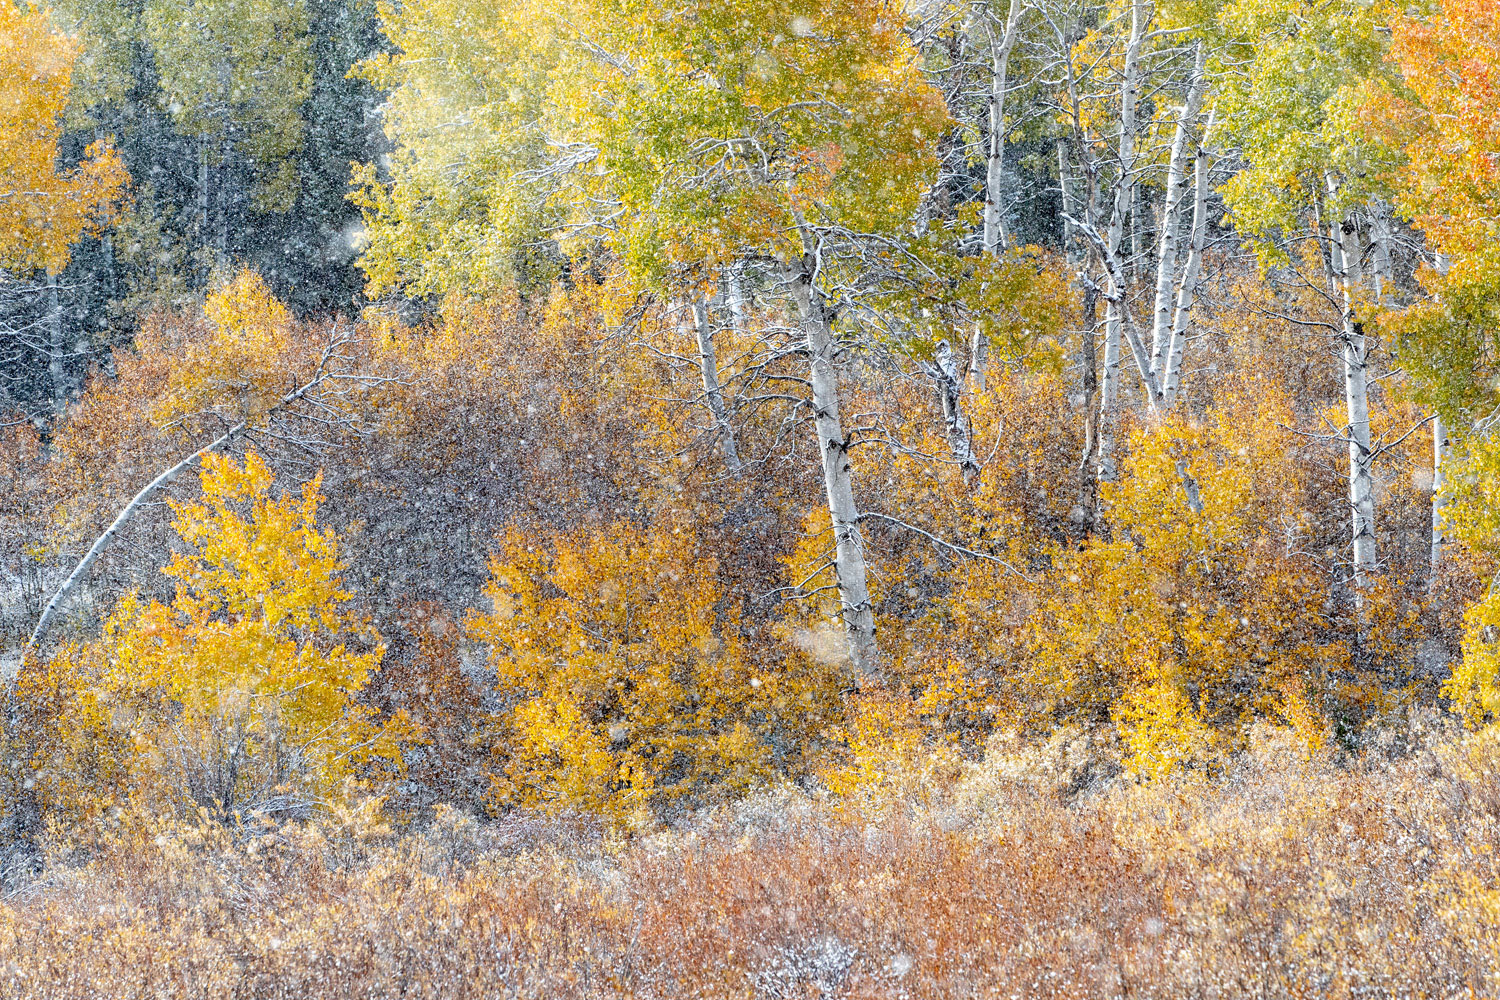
[3,0,1500,988]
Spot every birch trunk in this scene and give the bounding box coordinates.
[1149,44,1207,374]
[981,0,1024,256]
[216,138,230,258]
[1077,280,1100,531]
[1097,0,1147,483]
[723,266,747,332]
[930,340,979,484]
[1058,138,1078,262]
[1161,113,1213,409]
[1098,280,1122,481]
[46,275,66,413]
[971,0,1025,392]
[789,263,878,678]
[1326,176,1377,588]
[95,126,119,302]
[1370,200,1394,301]
[1431,412,1448,591]
[691,301,742,473]
[198,138,211,244]
[1430,252,1452,591]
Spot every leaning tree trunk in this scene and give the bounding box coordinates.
[691,301,742,473]
[25,421,247,657]
[24,343,342,658]
[788,261,878,679]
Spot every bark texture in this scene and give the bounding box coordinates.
[789,260,878,678]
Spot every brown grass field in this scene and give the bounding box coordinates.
[3,724,1498,999]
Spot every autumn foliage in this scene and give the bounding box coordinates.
[0,1,127,275]
[7,0,1500,991]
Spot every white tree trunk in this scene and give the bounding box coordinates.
[1370,199,1394,301]
[691,301,742,473]
[929,340,979,483]
[1098,246,1165,412]
[1326,176,1377,589]
[723,266,747,332]
[46,275,66,413]
[971,0,1025,392]
[1058,138,1079,262]
[1430,252,1452,592]
[981,0,1024,256]
[789,263,878,678]
[1149,43,1207,375]
[1096,0,1147,482]
[1431,411,1448,591]
[198,138,211,243]
[1161,112,1214,409]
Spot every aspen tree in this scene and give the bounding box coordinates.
[363,0,948,677]
[1217,0,1397,590]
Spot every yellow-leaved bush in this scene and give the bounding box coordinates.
[33,453,405,826]
[1441,436,1500,726]
[1026,386,1380,778]
[467,523,843,822]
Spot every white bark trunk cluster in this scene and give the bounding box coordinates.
[1148,46,1208,385]
[1075,32,1214,493]
[1095,0,1148,482]
[981,0,1024,258]
[1162,113,1213,409]
[971,0,1025,393]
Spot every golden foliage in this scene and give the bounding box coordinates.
[0,1,128,274]
[29,453,405,825]
[155,268,304,428]
[468,522,843,821]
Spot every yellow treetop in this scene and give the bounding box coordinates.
[154,268,300,428]
[0,1,128,275]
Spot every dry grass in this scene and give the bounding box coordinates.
[2,724,1499,999]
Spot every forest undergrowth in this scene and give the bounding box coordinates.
[7,0,1500,994]
[5,722,1500,998]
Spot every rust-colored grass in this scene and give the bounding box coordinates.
[2,727,1498,999]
